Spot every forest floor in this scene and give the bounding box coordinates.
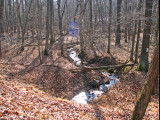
[0,34,159,119]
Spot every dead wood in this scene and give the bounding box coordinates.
[70,63,135,72]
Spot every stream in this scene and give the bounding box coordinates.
[67,47,119,104]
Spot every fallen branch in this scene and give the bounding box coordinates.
[25,44,45,47]
[70,63,135,72]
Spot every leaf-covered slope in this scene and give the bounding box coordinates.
[0,77,96,119]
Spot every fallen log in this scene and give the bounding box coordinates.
[25,44,45,47]
[70,63,135,72]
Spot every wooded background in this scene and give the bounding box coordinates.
[0,0,158,71]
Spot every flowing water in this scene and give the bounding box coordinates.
[68,48,119,104]
[68,48,81,66]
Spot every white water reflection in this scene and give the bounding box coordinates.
[69,49,81,66]
[105,79,119,88]
[72,90,104,104]
[72,92,88,104]
[72,77,119,104]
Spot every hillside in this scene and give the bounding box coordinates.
[0,65,159,120]
[0,39,159,119]
[0,75,96,119]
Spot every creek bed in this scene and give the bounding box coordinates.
[67,47,119,104]
[72,75,119,104]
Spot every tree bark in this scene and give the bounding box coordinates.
[135,0,143,63]
[50,0,54,43]
[89,0,93,31]
[124,0,128,43]
[0,0,4,58]
[152,0,159,95]
[57,0,67,56]
[79,0,85,64]
[8,0,13,35]
[16,0,33,51]
[44,0,50,55]
[115,0,122,46]
[130,20,137,61]
[138,0,153,72]
[107,0,112,54]
[131,32,159,120]
[36,0,42,63]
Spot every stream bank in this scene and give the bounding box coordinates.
[67,47,120,104]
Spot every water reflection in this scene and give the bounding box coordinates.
[68,48,81,66]
[72,75,119,104]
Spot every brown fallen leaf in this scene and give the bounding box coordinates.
[0,112,2,117]
[15,111,23,116]
[3,110,12,115]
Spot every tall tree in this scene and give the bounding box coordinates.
[16,0,33,51]
[36,0,42,63]
[89,0,93,31]
[115,0,122,46]
[96,0,105,32]
[44,0,50,55]
[154,0,159,44]
[0,0,4,58]
[107,0,112,54]
[13,1,17,33]
[135,0,143,63]
[130,20,137,61]
[131,33,159,120]
[79,0,85,64]
[50,0,54,43]
[152,0,159,94]
[8,0,13,35]
[138,0,154,72]
[57,0,67,56]
[124,0,128,43]
[0,0,4,34]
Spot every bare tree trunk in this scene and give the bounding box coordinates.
[50,0,54,43]
[37,0,42,63]
[130,20,137,61]
[124,0,128,43]
[89,0,93,32]
[96,0,105,32]
[115,0,122,46]
[57,0,67,56]
[154,0,159,45]
[139,0,153,72]
[0,0,5,58]
[5,0,9,34]
[152,0,159,95]
[107,0,112,54]
[79,0,85,64]
[8,0,13,35]
[135,0,143,63]
[93,0,97,26]
[131,33,159,120]
[13,1,17,33]
[16,0,33,51]
[58,1,63,55]
[44,0,50,55]
[88,0,96,57]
